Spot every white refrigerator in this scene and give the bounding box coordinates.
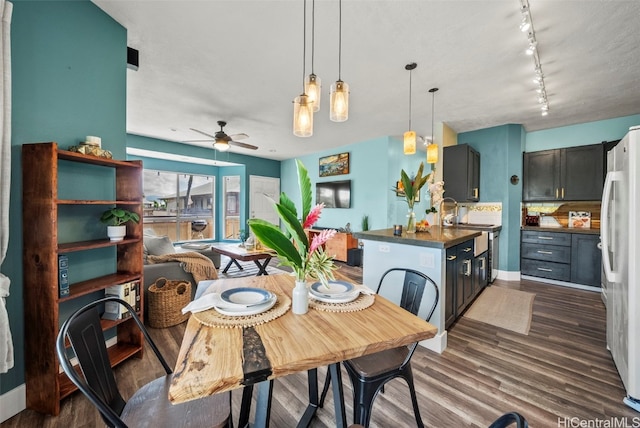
[601,125,640,412]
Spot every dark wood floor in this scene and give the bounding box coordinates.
[4,262,638,427]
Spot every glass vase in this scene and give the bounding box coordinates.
[406,209,417,234]
[292,279,309,314]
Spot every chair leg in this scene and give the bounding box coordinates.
[238,385,253,428]
[402,365,424,428]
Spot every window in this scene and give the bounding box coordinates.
[143,170,215,242]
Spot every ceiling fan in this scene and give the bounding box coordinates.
[186,120,257,151]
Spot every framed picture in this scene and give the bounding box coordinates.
[395,181,419,201]
[319,152,350,177]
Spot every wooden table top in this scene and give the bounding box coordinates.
[168,273,437,404]
[210,243,275,261]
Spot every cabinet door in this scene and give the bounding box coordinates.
[562,145,604,200]
[467,147,480,201]
[523,149,561,201]
[445,247,457,329]
[443,144,480,202]
[457,241,474,312]
[570,234,602,286]
[473,251,488,294]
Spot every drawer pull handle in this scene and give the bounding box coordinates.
[537,267,553,272]
[463,248,472,252]
[538,236,554,240]
[447,255,457,261]
[537,250,553,255]
[463,260,472,276]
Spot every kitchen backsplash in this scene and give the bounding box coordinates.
[522,201,601,230]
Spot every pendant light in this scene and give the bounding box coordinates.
[304,0,321,112]
[293,0,313,137]
[330,0,349,122]
[403,62,417,155]
[426,87,439,164]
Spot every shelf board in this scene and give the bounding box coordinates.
[59,272,142,302]
[58,237,140,253]
[57,149,140,168]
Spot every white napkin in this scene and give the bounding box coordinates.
[182,293,225,314]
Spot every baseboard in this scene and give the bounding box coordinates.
[0,384,25,423]
[521,274,601,292]
[419,330,447,354]
[496,269,521,282]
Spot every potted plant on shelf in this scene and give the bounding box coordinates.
[248,160,337,314]
[392,162,432,233]
[100,207,140,242]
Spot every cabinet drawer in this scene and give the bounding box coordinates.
[521,258,571,282]
[521,242,571,264]
[521,230,571,246]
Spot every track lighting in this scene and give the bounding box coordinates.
[520,0,549,117]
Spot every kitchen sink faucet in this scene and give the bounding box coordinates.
[439,197,459,226]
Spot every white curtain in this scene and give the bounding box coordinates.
[0,0,13,374]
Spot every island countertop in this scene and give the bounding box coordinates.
[353,227,481,249]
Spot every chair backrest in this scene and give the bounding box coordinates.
[488,412,528,428]
[376,268,439,322]
[56,297,171,428]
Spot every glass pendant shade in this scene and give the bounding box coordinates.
[305,74,321,112]
[293,94,313,137]
[214,140,230,152]
[330,80,349,122]
[426,141,438,164]
[403,130,416,155]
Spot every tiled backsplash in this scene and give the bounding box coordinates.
[459,203,503,226]
[522,201,601,230]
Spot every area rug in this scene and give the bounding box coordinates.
[463,286,536,335]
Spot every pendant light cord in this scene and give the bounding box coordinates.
[311,0,315,74]
[408,69,412,130]
[302,0,307,93]
[431,88,434,140]
[338,0,342,80]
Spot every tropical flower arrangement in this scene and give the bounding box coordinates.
[248,160,337,286]
[392,161,432,210]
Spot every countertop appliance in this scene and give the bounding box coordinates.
[601,125,640,412]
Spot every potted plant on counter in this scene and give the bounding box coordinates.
[100,207,140,242]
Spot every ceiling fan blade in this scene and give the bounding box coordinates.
[228,133,249,140]
[229,140,258,150]
[189,128,217,139]
[182,139,215,143]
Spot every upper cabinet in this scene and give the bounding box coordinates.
[443,144,480,202]
[522,144,604,201]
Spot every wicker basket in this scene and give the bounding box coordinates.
[147,277,191,328]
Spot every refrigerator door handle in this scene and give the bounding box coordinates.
[601,170,622,283]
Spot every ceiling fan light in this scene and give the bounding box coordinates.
[330,80,349,122]
[213,140,230,151]
[404,130,416,155]
[293,94,314,137]
[305,73,321,112]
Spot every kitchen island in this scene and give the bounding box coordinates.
[353,227,482,353]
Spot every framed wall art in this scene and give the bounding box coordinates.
[319,152,350,177]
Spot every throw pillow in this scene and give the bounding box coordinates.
[144,235,176,256]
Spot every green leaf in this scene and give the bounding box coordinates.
[279,191,297,220]
[296,159,312,221]
[400,169,414,204]
[248,220,303,267]
[275,202,308,253]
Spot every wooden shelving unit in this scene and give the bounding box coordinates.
[22,142,144,416]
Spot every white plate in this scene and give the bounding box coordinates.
[220,287,274,307]
[309,292,359,304]
[214,296,277,316]
[310,280,355,298]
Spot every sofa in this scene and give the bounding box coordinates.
[143,233,220,321]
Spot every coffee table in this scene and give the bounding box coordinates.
[210,243,275,276]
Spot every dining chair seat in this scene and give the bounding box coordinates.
[345,346,410,378]
[57,296,232,428]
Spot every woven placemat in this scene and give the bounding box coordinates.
[192,294,291,328]
[309,293,375,313]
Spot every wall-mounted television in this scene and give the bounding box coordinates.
[316,180,351,208]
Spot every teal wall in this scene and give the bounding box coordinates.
[280,136,432,233]
[526,114,640,151]
[2,0,127,394]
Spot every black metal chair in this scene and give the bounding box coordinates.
[320,268,439,427]
[56,296,232,428]
[489,412,528,428]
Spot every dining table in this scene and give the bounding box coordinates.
[168,272,437,428]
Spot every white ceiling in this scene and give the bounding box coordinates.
[93,0,640,161]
